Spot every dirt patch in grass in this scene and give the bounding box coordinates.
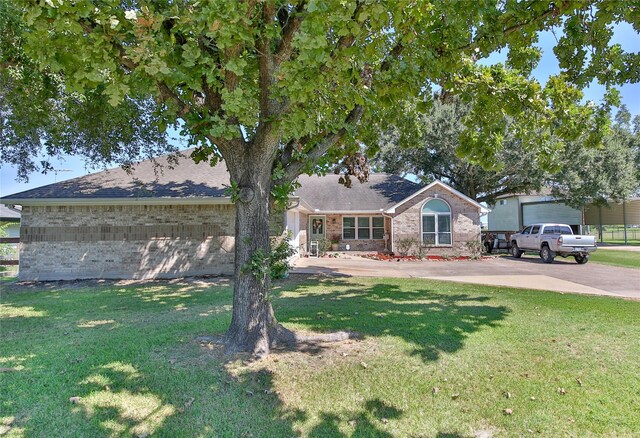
[190,331,379,371]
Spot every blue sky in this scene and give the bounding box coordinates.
[1,23,639,197]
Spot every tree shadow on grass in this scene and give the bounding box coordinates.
[308,398,403,437]
[273,277,510,363]
[3,275,510,436]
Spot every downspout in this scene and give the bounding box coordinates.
[382,212,394,253]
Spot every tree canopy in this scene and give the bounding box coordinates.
[373,99,639,206]
[548,105,640,207]
[2,0,639,356]
[373,97,548,204]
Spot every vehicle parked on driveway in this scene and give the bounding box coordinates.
[510,223,597,264]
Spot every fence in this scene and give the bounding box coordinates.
[586,226,640,243]
[0,237,19,267]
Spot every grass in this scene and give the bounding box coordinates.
[590,249,640,269]
[597,239,640,246]
[1,276,639,437]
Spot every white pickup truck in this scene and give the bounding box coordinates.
[510,223,597,264]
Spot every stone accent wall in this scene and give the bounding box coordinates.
[392,186,481,256]
[19,204,236,281]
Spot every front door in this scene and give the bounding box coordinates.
[309,215,326,243]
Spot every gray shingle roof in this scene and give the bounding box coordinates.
[1,151,230,200]
[295,173,421,211]
[1,149,421,211]
[0,205,21,220]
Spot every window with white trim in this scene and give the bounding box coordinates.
[421,199,452,246]
[343,216,385,240]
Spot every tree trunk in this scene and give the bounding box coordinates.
[222,141,359,357]
[223,153,283,357]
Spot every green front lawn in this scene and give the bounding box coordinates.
[1,277,639,437]
[590,249,640,269]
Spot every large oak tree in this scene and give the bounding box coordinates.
[1,0,638,356]
[373,100,639,206]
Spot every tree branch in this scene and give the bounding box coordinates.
[380,40,404,72]
[457,0,573,53]
[282,105,365,182]
[259,1,276,118]
[273,2,307,67]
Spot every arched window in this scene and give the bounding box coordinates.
[421,199,451,246]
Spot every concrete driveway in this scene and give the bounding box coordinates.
[292,253,640,300]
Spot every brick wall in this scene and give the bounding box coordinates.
[324,214,389,252]
[392,186,481,256]
[19,204,236,280]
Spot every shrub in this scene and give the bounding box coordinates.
[465,236,484,260]
[397,237,418,256]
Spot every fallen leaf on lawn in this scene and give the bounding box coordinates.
[503,408,513,415]
[360,361,368,369]
[69,396,81,404]
[558,388,566,395]
[576,378,583,386]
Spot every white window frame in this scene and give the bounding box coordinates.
[342,216,385,240]
[420,199,452,247]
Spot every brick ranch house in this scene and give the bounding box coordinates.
[1,151,487,281]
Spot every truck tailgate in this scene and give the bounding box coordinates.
[560,234,596,247]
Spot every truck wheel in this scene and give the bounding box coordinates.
[574,254,589,264]
[540,245,555,263]
[511,242,523,258]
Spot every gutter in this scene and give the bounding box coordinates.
[1,195,306,210]
[307,210,390,214]
[0,197,235,207]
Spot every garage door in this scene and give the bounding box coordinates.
[522,202,582,226]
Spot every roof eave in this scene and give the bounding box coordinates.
[0,197,234,207]
[307,210,387,214]
[386,180,486,213]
